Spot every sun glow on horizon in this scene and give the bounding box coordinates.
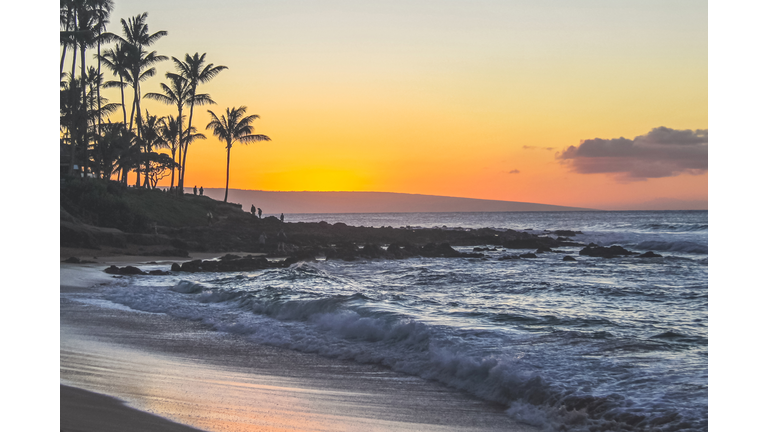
[89,0,706,210]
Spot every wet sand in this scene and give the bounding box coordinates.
[61,385,205,432]
[60,258,539,432]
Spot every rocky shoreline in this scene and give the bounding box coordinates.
[62,211,665,274]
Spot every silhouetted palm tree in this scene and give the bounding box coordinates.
[106,13,167,137]
[206,107,270,202]
[139,111,167,187]
[157,115,206,191]
[145,73,215,191]
[170,53,227,193]
[99,43,131,124]
[87,0,114,135]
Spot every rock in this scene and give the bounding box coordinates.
[499,255,520,260]
[148,270,171,275]
[579,243,638,258]
[520,253,537,258]
[553,230,583,237]
[536,247,552,254]
[637,251,662,258]
[219,254,242,261]
[171,263,182,271]
[563,256,577,262]
[104,265,146,275]
[361,243,386,259]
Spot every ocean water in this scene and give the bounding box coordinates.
[77,211,708,431]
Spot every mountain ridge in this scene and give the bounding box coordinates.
[194,189,596,213]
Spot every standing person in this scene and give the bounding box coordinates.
[193,185,198,195]
[280,213,284,223]
[250,205,256,216]
[200,186,204,196]
[258,208,262,219]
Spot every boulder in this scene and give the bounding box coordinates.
[563,256,577,262]
[520,253,537,258]
[104,265,146,275]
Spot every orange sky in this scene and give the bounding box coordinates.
[90,0,707,210]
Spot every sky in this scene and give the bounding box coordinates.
[76,0,707,210]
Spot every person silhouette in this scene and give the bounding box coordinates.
[280,213,284,223]
[257,208,262,219]
[193,185,198,195]
[250,204,256,216]
[200,186,204,196]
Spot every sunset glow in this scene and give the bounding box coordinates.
[93,0,706,210]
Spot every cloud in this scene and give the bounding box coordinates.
[557,127,707,180]
[508,169,520,174]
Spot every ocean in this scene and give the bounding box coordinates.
[65,210,708,431]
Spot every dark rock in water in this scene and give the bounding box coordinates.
[361,243,386,259]
[563,256,577,262]
[63,256,97,264]
[420,242,461,258]
[553,230,583,237]
[104,265,146,275]
[420,243,484,258]
[219,254,242,261]
[520,253,537,258]
[579,243,638,258]
[499,254,520,260]
[637,251,663,258]
[171,263,182,272]
[180,260,203,272]
[148,269,171,275]
[536,247,552,253]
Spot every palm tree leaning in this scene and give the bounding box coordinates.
[206,107,270,203]
[171,53,227,194]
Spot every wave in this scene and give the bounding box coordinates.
[633,240,708,254]
[640,223,708,232]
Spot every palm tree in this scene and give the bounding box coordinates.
[106,13,167,137]
[99,43,131,124]
[87,0,115,136]
[144,73,215,191]
[157,115,206,191]
[170,53,227,193]
[206,106,270,202]
[138,111,167,187]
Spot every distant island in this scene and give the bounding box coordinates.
[196,189,595,214]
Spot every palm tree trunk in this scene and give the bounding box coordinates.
[119,77,127,125]
[180,85,197,193]
[60,45,68,78]
[80,44,88,176]
[224,144,231,203]
[96,39,103,137]
[67,33,78,177]
[170,147,176,191]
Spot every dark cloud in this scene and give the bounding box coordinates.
[508,169,520,174]
[557,127,707,180]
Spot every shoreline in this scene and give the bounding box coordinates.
[61,385,206,432]
[60,260,540,432]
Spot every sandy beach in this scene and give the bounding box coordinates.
[60,252,539,432]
